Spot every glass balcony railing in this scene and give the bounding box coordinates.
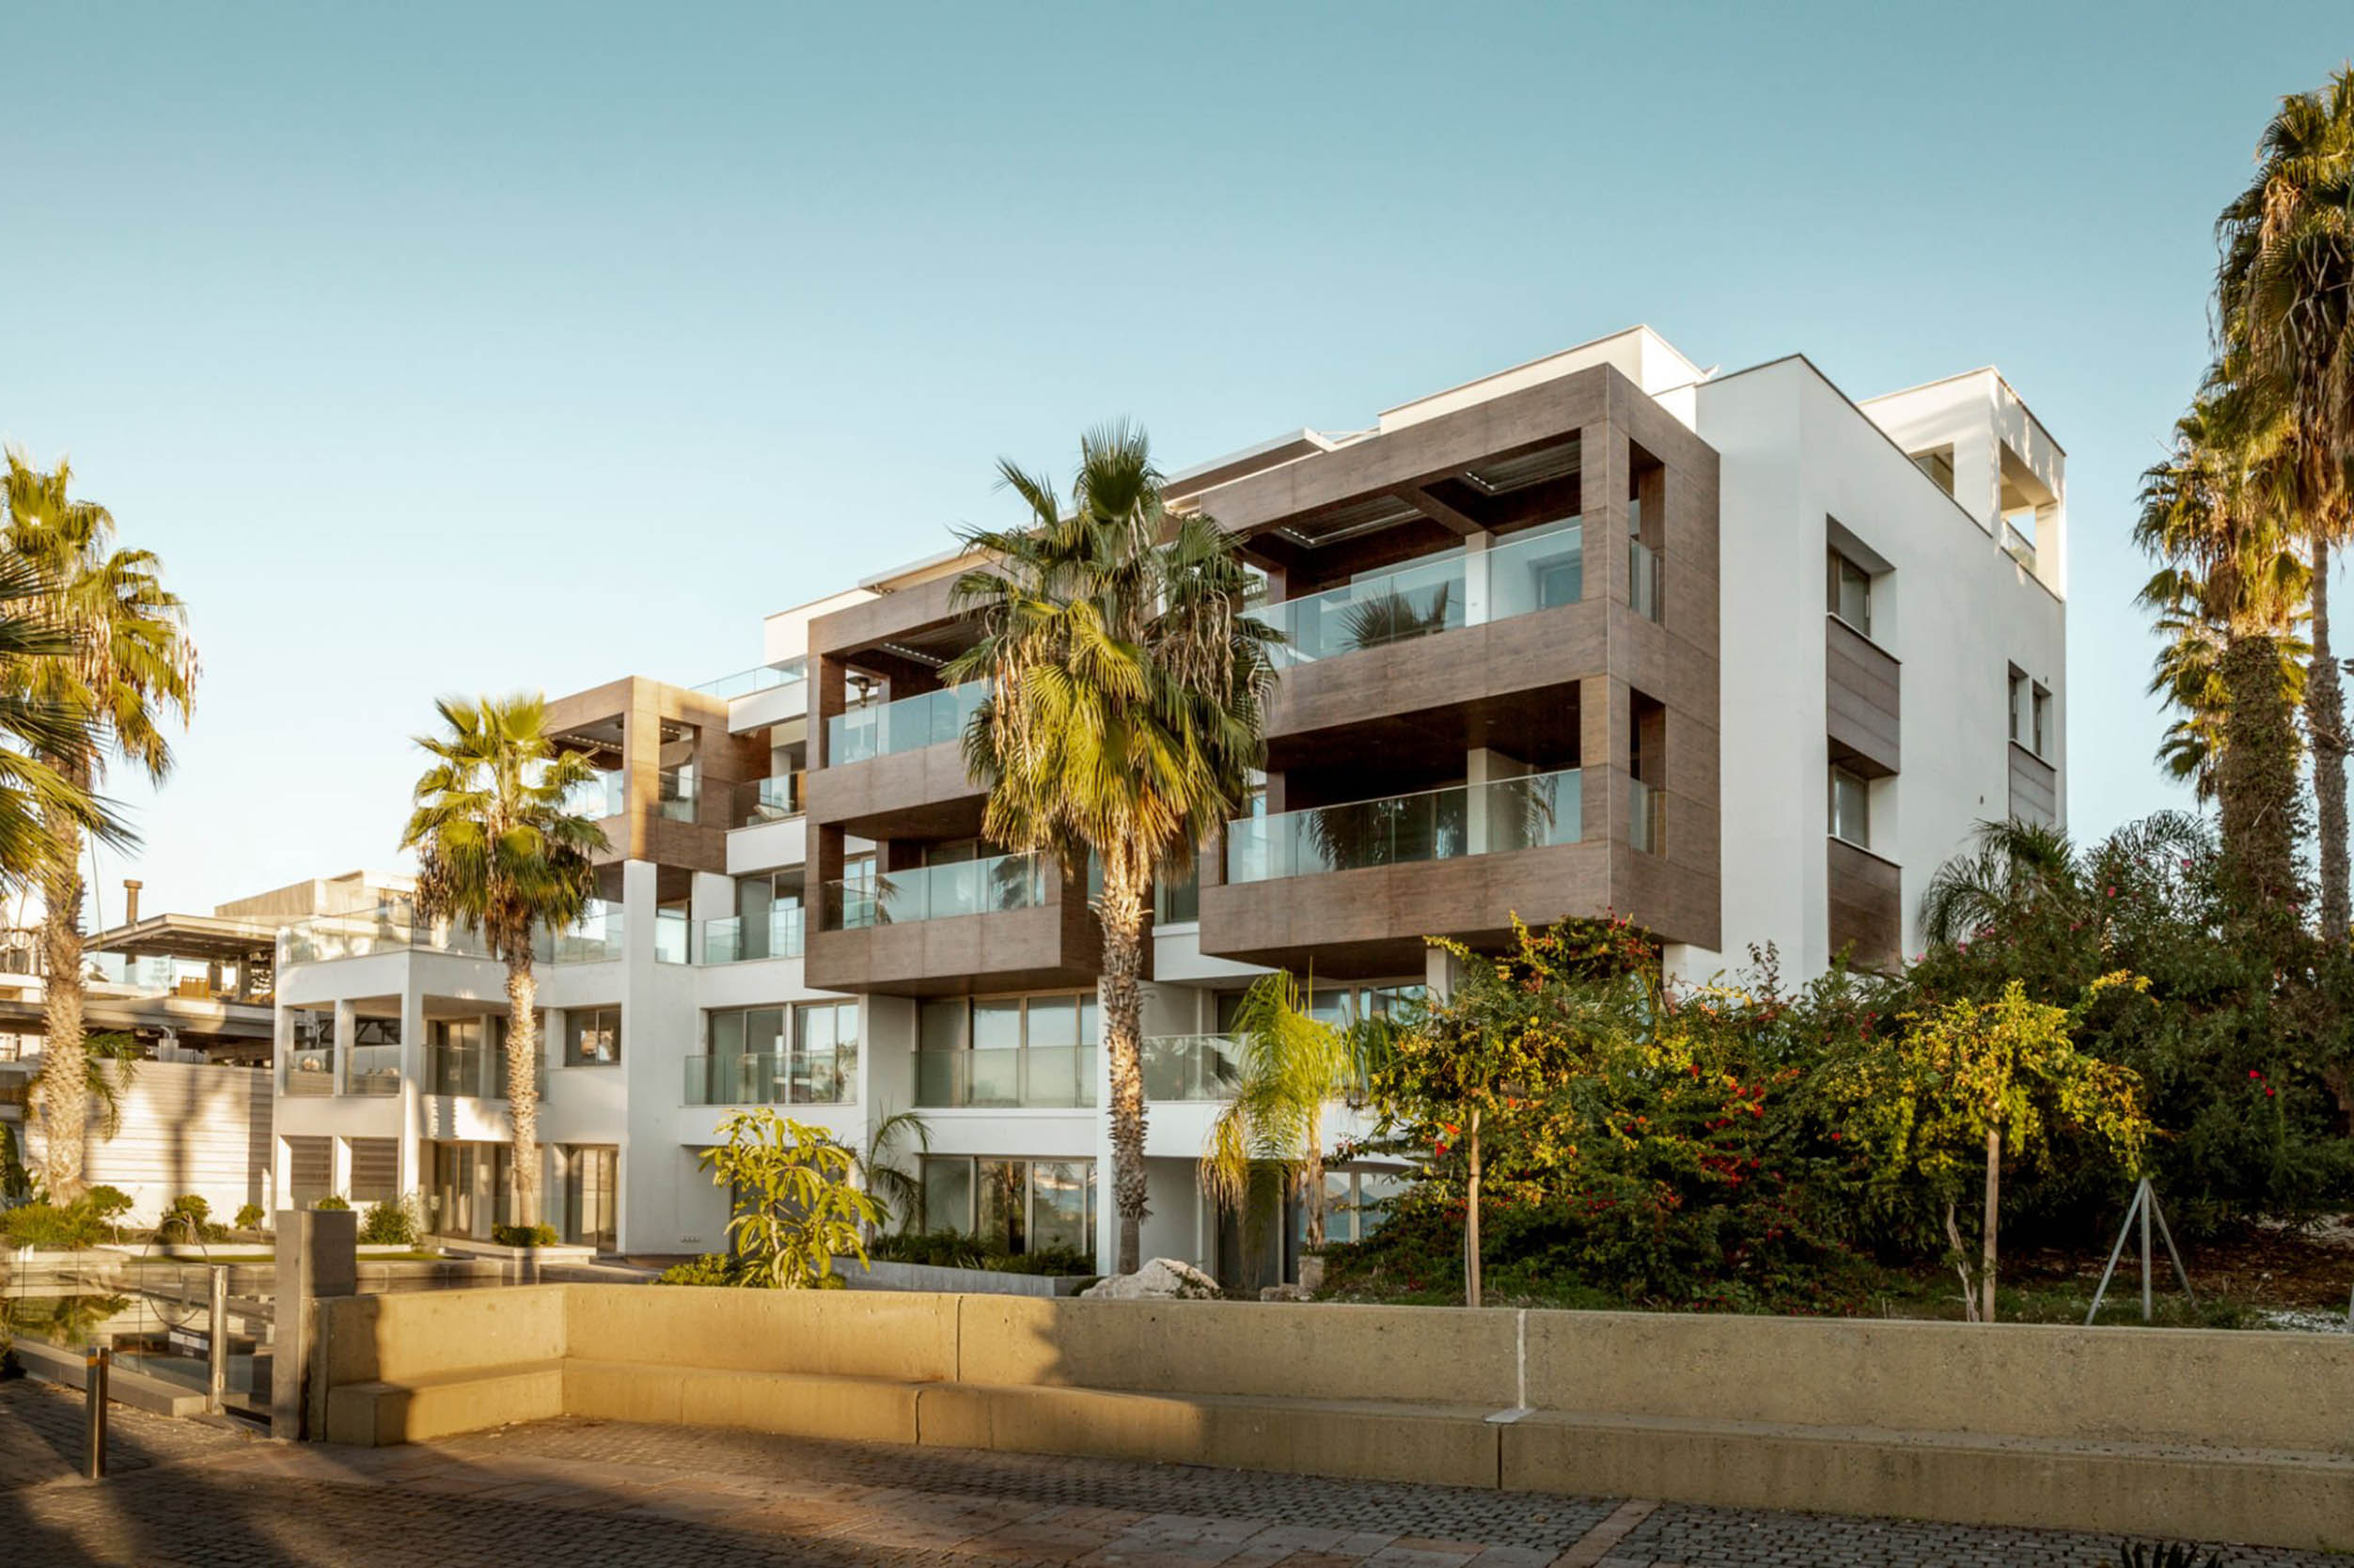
[278,910,490,965]
[692,657,807,699]
[653,908,689,964]
[1631,776,1666,856]
[428,1043,546,1100]
[683,1048,857,1106]
[1262,522,1586,666]
[1142,1035,1239,1101]
[283,1046,335,1097]
[700,906,806,964]
[730,771,805,826]
[824,851,1050,930]
[537,905,624,964]
[916,1045,1095,1109]
[825,680,988,766]
[1225,767,1582,884]
[562,770,626,820]
[656,765,697,823]
[345,1044,402,1097]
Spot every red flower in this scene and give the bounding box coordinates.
[2266,1088,2276,1098]
[2250,1070,2263,1080]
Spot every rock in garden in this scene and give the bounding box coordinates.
[1080,1258,1222,1299]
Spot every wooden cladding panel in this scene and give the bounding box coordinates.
[2008,744,2057,826]
[1827,837,1902,974]
[1825,618,1900,776]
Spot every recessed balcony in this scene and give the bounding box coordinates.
[916,1044,1095,1110]
[824,853,1049,930]
[1261,521,1583,666]
[699,905,807,964]
[804,852,1103,996]
[1201,768,1606,977]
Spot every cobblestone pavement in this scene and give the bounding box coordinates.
[0,1388,2340,1568]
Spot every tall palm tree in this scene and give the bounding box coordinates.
[2218,66,2354,940]
[944,424,1277,1275]
[2135,388,2308,919]
[2142,563,2306,799]
[4,452,195,1202]
[0,551,120,886]
[1201,972,1357,1267]
[401,695,605,1231]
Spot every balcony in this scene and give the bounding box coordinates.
[700,906,806,964]
[1226,768,1582,884]
[427,1043,547,1100]
[729,771,805,826]
[916,1045,1094,1109]
[1142,1035,1237,1101]
[655,765,697,824]
[825,852,1049,930]
[1263,522,1583,666]
[1201,768,1609,976]
[682,1049,856,1107]
[345,1044,401,1097]
[692,657,806,699]
[826,680,988,766]
[280,911,488,966]
[1630,776,1665,855]
[283,1046,334,1097]
[561,770,626,821]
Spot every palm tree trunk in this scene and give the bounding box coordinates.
[2216,634,2301,922]
[1097,851,1150,1276]
[31,806,87,1202]
[1981,1125,2000,1325]
[505,957,542,1230]
[2308,539,2348,943]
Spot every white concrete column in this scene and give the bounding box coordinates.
[332,1000,355,1096]
[398,975,427,1204]
[1463,531,1491,625]
[616,858,661,1253]
[1093,994,1118,1271]
[688,870,733,962]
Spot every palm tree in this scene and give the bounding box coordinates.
[1200,972,1358,1273]
[1919,818,2085,949]
[851,1107,931,1242]
[2142,564,2306,799]
[2135,388,2308,920]
[401,695,606,1230]
[4,452,195,1202]
[0,550,120,886]
[944,423,1278,1274]
[2218,67,2354,940]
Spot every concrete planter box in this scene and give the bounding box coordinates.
[128,1242,423,1261]
[839,1258,1094,1297]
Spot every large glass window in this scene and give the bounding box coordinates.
[921,1155,1096,1261]
[916,993,1098,1108]
[793,1000,858,1104]
[1829,765,1871,848]
[561,1145,618,1251]
[1828,550,1872,636]
[565,1006,621,1066]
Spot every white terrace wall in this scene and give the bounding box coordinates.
[24,1060,272,1224]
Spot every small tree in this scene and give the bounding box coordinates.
[1369,919,1655,1307]
[698,1110,878,1289]
[1829,978,2150,1323]
[1200,972,1357,1261]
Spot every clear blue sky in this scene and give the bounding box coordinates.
[3,2,2348,925]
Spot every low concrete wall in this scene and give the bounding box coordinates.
[315,1287,2354,1548]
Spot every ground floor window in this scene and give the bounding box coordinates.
[1294,1166,1409,1247]
[920,1155,1093,1259]
[427,1140,514,1238]
[560,1145,618,1252]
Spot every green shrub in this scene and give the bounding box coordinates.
[1,1201,107,1250]
[358,1198,417,1246]
[871,1228,984,1269]
[655,1252,741,1287]
[156,1194,219,1242]
[313,1196,350,1212]
[84,1186,133,1224]
[232,1204,264,1232]
[492,1223,559,1248]
[987,1247,1094,1277]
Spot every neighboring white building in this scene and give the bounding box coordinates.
[268,327,2066,1283]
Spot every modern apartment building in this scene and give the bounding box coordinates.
[268,326,2066,1278]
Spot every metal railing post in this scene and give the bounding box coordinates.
[83,1343,109,1479]
[207,1265,229,1414]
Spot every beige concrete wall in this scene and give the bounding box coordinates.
[957,1296,1517,1407]
[566,1285,957,1382]
[314,1284,2354,1548]
[1518,1309,2354,1454]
